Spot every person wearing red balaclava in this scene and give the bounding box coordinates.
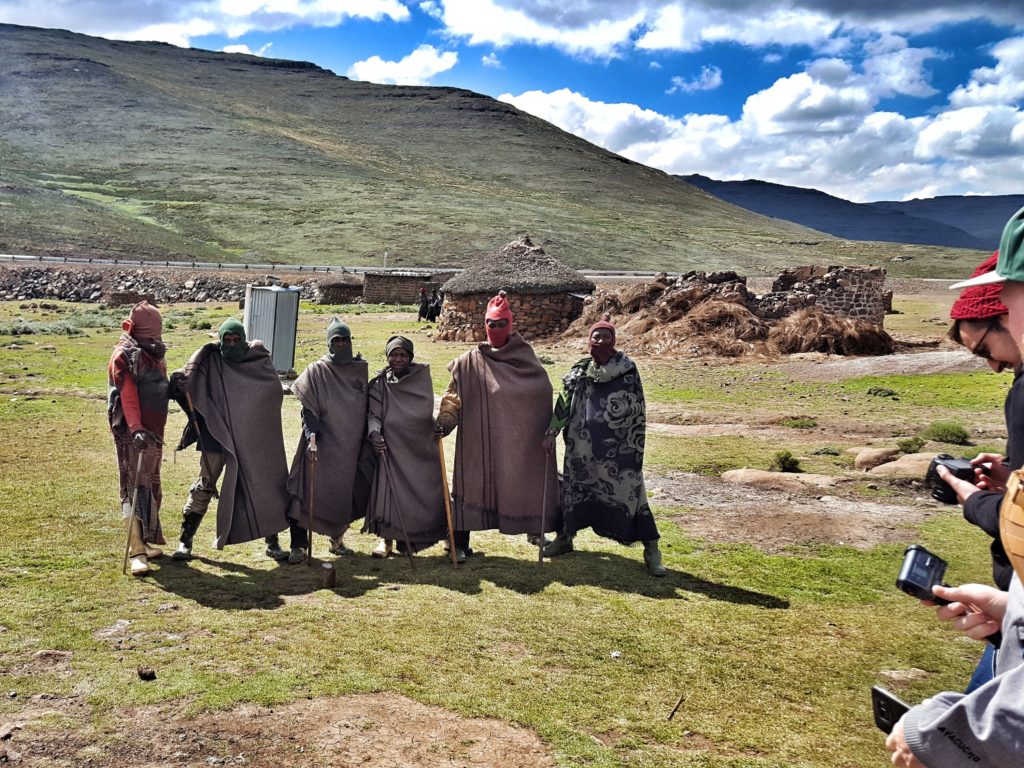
[107,301,169,576]
[541,314,665,576]
[433,291,560,562]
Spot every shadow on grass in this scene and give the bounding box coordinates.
[146,547,788,611]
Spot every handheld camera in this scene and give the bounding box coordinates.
[896,544,951,606]
[924,454,980,504]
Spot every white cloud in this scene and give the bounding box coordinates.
[347,44,458,85]
[419,1,444,19]
[500,81,1024,201]
[481,51,502,68]
[763,52,783,64]
[950,36,1024,107]
[666,64,722,94]
[0,0,410,47]
[223,42,273,56]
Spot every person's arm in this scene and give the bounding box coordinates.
[434,378,460,437]
[111,354,144,435]
[300,408,321,441]
[366,378,386,453]
[962,490,1004,539]
[897,660,1024,767]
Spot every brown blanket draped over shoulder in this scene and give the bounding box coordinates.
[364,363,447,551]
[182,342,289,547]
[450,332,560,534]
[287,356,372,536]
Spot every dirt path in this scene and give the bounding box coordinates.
[646,470,938,552]
[775,349,984,382]
[2,693,554,767]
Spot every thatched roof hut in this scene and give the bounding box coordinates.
[436,236,595,341]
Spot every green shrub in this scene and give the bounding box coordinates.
[0,319,81,336]
[778,416,817,429]
[770,450,801,473]
[920,421,971,446]
[189,319,212,330]
[809,446,840,456]
[896,436,926,454]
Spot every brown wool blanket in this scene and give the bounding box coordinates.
[363,364,448,552]
[287,356,372,536]
[181,342,289,547]
[449,333,560,534]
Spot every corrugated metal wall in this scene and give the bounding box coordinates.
[243,285,301,372]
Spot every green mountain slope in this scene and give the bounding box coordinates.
[0,24,982,274]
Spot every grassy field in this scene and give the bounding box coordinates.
[0,295,1008,766]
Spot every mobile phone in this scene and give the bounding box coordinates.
[871,686,909,734]
[896,544,952,606]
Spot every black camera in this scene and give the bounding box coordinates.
[925,454,977,504]
[896,544,951,605]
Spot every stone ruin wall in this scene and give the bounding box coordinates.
[435,291,586,342]
[362,272,456,304]
[752,266,888,324]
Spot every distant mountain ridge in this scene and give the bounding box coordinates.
[0,23,984,276]
[679,174,1024,251]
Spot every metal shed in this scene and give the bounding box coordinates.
[243,285,302,373]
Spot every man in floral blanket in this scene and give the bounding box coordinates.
[542,315,665,576]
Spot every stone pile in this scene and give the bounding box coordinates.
[0,264,321,305]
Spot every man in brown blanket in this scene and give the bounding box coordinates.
[365,335,447,556]
[286,318,373,560]
[434,291,560,562]
[169,318,293,559]
[107,301,168,576]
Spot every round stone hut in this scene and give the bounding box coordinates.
[436,236,596,342]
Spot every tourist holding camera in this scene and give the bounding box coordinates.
[885,208,1024,767]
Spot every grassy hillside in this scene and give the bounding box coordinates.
[0,24,983,275]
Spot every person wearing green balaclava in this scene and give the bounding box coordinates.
[167,316,294,562]
[219,318,248,364]
[285,317,373,561]
[326,317,354,366]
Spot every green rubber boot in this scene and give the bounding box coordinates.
[643,540,666,577]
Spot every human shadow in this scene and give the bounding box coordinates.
[147,543,787,610]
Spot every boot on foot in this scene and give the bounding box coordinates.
[643,540,666,577]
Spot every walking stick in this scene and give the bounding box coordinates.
[436,437,458,568]
[538,457,549,566]
[122,447,147,575]
[381,453,416,571]
[307,436,317,566]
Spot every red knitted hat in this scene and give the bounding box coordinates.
[950,252,1007,320]
[485,290,513,324]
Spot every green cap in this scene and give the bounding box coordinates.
[951,206,1024,290]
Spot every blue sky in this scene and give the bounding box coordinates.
[2,1,1023,202]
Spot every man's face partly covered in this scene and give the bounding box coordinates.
[960,316,1021,372]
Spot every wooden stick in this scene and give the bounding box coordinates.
[307,438,317,566]
[437,437,458,568]
[538,458,549,565]
[667,694,684,721]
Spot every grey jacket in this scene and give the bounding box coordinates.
[903,574,1024,766]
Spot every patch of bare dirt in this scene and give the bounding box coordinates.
[775,349,985,382]
[3,693,554,767]
[647,470,939,552]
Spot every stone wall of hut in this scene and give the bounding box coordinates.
[436,291,586,341]
[363,272,456,304]
[316,279,363,304]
